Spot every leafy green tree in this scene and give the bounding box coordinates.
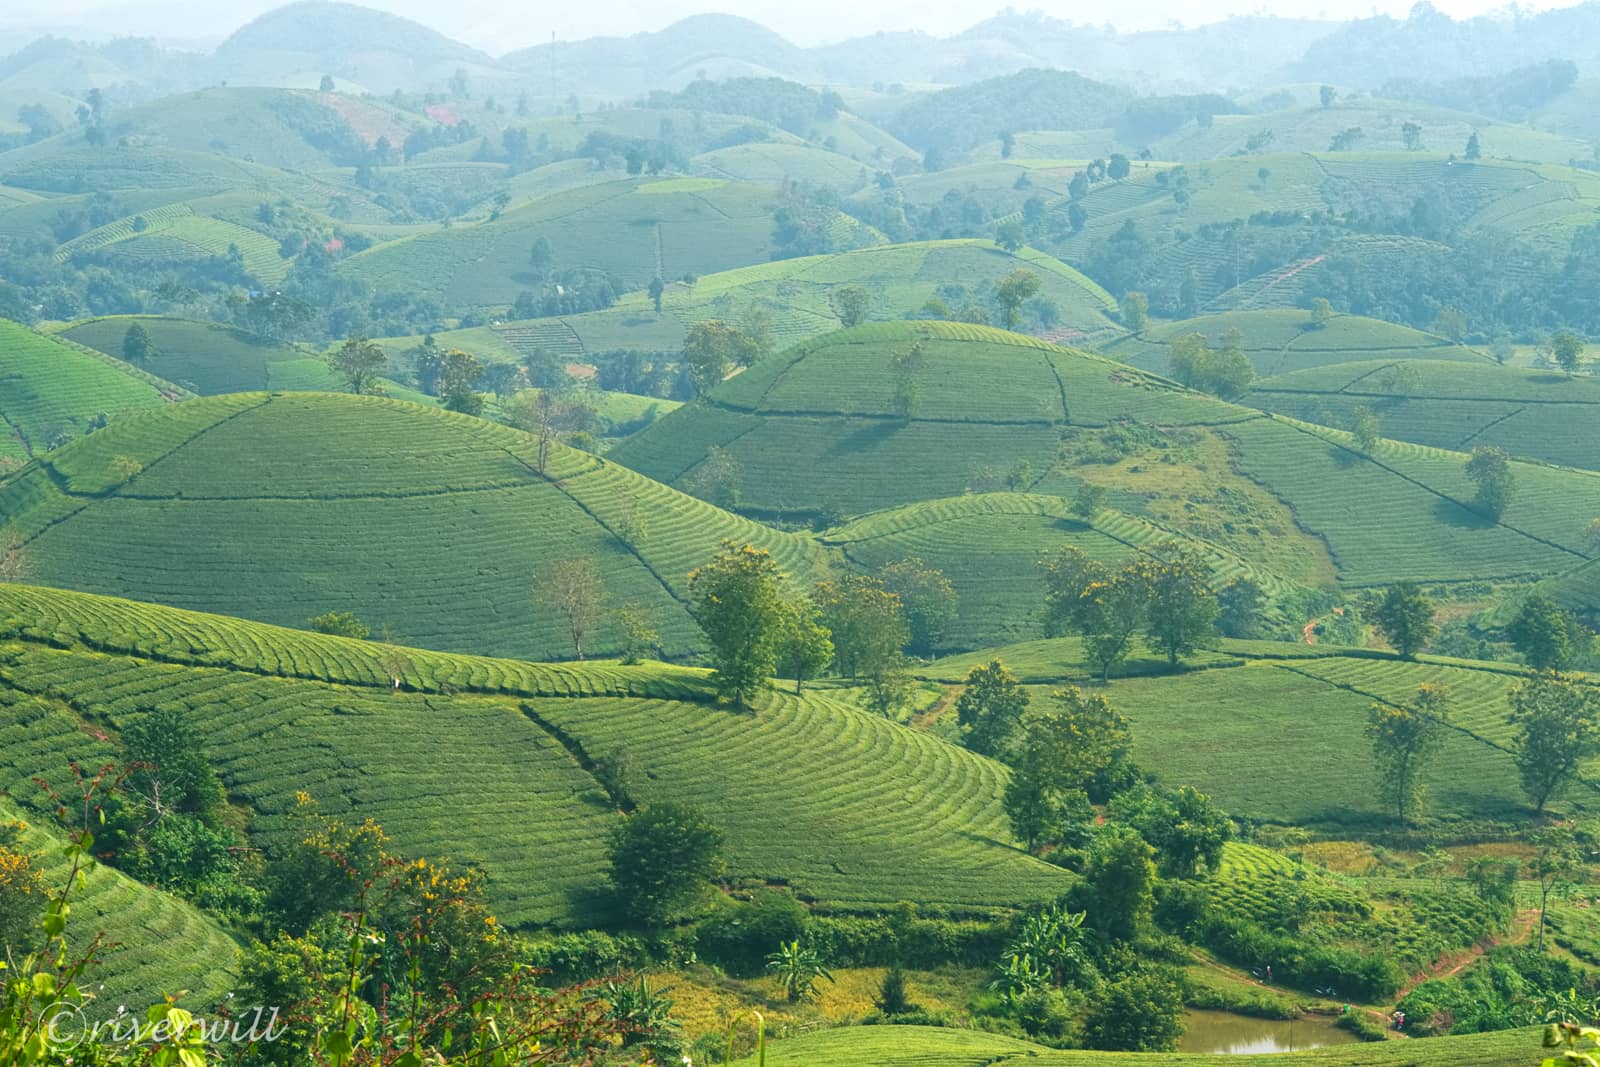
[877,557,957,655]
[1509,674,1600,813]
[1529,826,1581,952]
[1352,403,1380,452]
[121,322,155,364]
[508,384,595,474]
[829,285,869,327]
[438,348,484,414]
[682,320,761,396]
[1080,966,1187,1051]
[1372,581,1435,658]
[1036,687,1137,801]
[1120,290,1149,333]
[1071,482,1106,522]
[995,220,1025,252]
[616,605,660,665]
[956,660,1030,758]
[816,576,911,715]
[1465,130,1481,159]
[538,557,606,659]
[1004,742,1065,853]
[1084,826,1157,944]
[688,542,787,707]
[1507,594,1586,671]
[683,444,743,510]
[307,610,369,638]
[1145,546,1217,668]
[607,802,724,927]
[1432,306,1470,341]
[1320,85,1337,107]
[1465,444,1515,519]
[1549,329,1585,375]
[1080,564,1153,683]
[765,940,834,1002]
[1309,296,1334,327]
[1402,121,1423,150]
[1108,153,1131,180]
[328,336,388,394]
[993,269,1041,330]
[648,275,665,314]
[1366,684,1448,823]
[1215,577,1266,639]
[1118,784,1232,878]
[122,706,226,826]
[889,340,923,421]
[1067,201,1088,233]
[776,597,833,695]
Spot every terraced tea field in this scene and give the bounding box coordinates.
[1246,359,1600,471]
[0,317,187,460]
[0,392,827,660]
[0,582,1067,926]
[338,177,882,308]
[1101,310,1488,379]
[57,316,337,394]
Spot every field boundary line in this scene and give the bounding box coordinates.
[1455,405,1528,451]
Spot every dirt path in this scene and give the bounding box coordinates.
[911,685,960,730]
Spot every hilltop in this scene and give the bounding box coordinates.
[0,581,1067,928]
[55,316,341,394]
[0,317,187,466]
[0,392,825,660]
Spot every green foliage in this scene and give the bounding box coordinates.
[607,801,724,928]
[684,319,764,395]
[1216,577,1267,639]
[815,574,911,714]
[327,335,388,394]
[955,659,1029,759]
[1081,826,1157,945]
[538,557,606,660]
[689,542,788,707]
[1507,594,1586,671]
[1120,290,1149,333]
[1465,444,1515,520]
[1351,403,1380,452]
[766,938,835,1002]
[993,269,1042,330]
[1372,581,1436,658]
[775,596,833,695]
[1080,966,1188,1051]
[1366,683,1449,823]
[1144,545,1218,667]
[1115,784,1232,879]
[307,610,370,638]
[877,557,957,656]
[830,285,869,328]
[1549,329,1586,374]
[1508,674,1600,813]
[438,347,484,413]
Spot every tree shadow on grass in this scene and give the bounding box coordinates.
[1330,444,1362,469]
[826,419,903,457]
[1431,495,1497,529]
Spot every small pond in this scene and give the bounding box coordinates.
[1178,1009,1363,1055]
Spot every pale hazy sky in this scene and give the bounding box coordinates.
[3,0,1587,54]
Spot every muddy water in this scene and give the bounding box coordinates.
[1178,1009,1363,1054]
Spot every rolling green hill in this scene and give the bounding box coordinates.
[611,320,1230,518]
[1100,310,1489,379]
[55,316,340,394]
[336,177,882,308]
[0,392,826,660]
[383,240,1122,363]
[692,141,871,187]
[1245,358,1600,471]
[0,317,188,465]
[0,797,241,1016]
[0,581,1067,927]
[733,1023,1541,1066]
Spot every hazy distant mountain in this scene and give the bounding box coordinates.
[210,1,502,93]
[501,15,815,98]
[1288,1,1600,88]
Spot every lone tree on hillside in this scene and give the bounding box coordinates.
[1507,594,1588,672]
[688,542,787,707]
[509,385,594,474]
[328,336,389,395]
[815,574,911,716]
[1529,826,1581,952]
[1509,673,1600,813]
[122,322,155,364]
[1120,291,1149,334]
[607,802,724,927]
[682,320,761,396]
[1366,683,1449,823]
[995,220,1025,252]
[1549,329,1585,375]
[539,557,606,659]
[1372,581,1435,659]
[993,268,1041,330]
[1402,121,1423,150]
[307,611,369,639]
[648,275,665,314]
[1309,297,1334,327]
[1465,445,1514,519]
[438,349,484,414]
[319,74,335,92]
[1320,85,1337,108]
[775,597,833,695]
[829,285,869,328]
[1108,153,1131,180]
[1465,130,1481,159]
[1144,546,1218,668]
[1351,404,1380,452]
[957,660,1029,758]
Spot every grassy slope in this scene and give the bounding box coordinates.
[0,317,188,463]
[0,582,1067,926]
[1246,358,1600,471]
[56,316,339,394]
[0,392,826,661]
[337,176,881,307]
[0,797,240,1014]
[375,239,1121,364]
[733,1023,1540,1066]
[1100,310,1490,379]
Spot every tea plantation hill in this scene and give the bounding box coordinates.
[615,320,1600,596]
[0,317,189,465]
[923,636,1589,830]
[0,797,241,1016]
[0,581,1068,928]
[371,240,1121,365]
[1099,309,1491,380]
[54,316,347,395]
[335,176,885,310]
[731,1023,1542,1066]
[1245,357,1600,472]
[0,392,828,661]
